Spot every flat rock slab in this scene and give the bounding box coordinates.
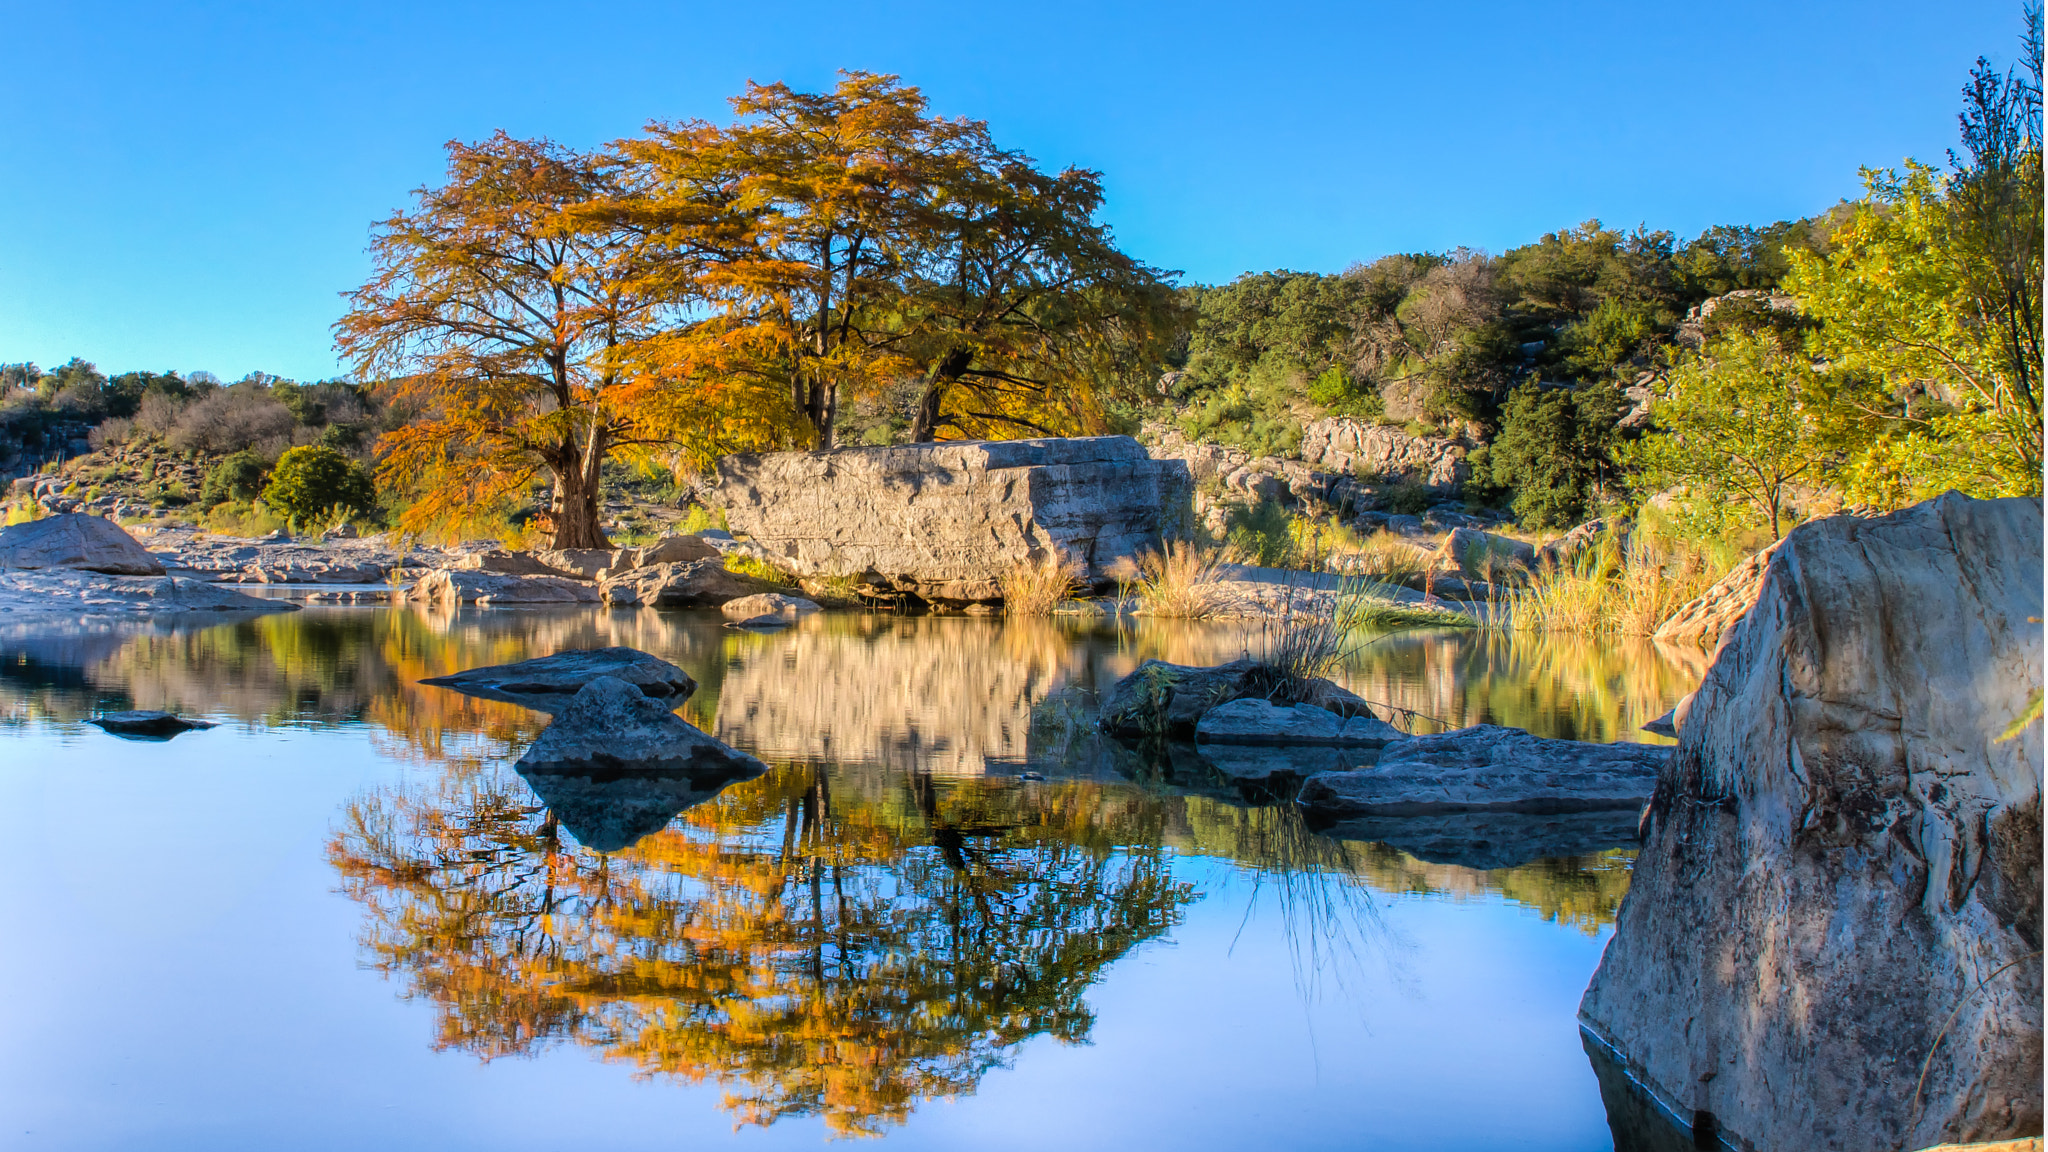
[598,559,784,607]
[404,569,599,606]
[86,710,217,739]
[0,513,165,575]
[420,646,698,714]
[720,593,822,619]
[517,676,767,780]
[1312,808,1644,871]
[1195,697,1404,746]
[1297,724,1668,816]
[0,569,300,616]
[1194,743,1368,785]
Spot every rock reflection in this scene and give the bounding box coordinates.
[328,762,1198,1137]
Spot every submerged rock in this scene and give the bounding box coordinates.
[1310,808,1644,871]
[0,513,166,575]
[86,710,216,739]
[1195,697,1404,746]
[420,646,697,714]
[516,676,767,779]
[516,765,748,853]
[1296,725,1667,816]
[1580,494,2044,1152]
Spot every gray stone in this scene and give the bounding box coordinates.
[724,613,792,631]
[1383,514,1424,536]
[404,569,599,607]
[1312,808,1646,871]
[0,568,299,616]
[453,549,581,579]
[719,592,823,620]
[599,535,719,578]
[420,646,697,714]
[597,559,784,607]
[1195,743,1362,785]
[1535,518,1626,572]
[1652,540,1780,651]
[1580,494,2044,1152]
[1296,724,1668,816]
[516,676,767,780]
[1298,417,1469,489]
[0,513,165,575]
[85,710,217,739]
[1437,526,1536,578]
[535,548,615,580]
[710,435,1192,603]
[1195,697,1404,746]
[1099,659,1266,738]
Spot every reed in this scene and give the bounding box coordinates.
[1131,540,1231,618]
[1000,554,1083,616]
[1507,523,1731,635]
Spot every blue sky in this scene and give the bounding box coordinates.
[0,0,2024,381]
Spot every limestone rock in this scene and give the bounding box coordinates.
[534,548,615,580]
[1194,743,1363,787]
[1195,697,1404,746]
[710,435,1193,603]
[0,513,165,575]
[1579,494,2044,1152]
[1296,725,1668,816]
[452,550,589,580]
[597,559,783,607]
[516,676,767,780]
[719,592,823,619]
[603,535,720,578]
[1652,539,1778,650]
[1535,518,1625,571]
[404,569,599,607]
[1098,659,1266,738]
[86,710,216,739]
[420,646,698,714]
[0,568,299,616]
[1298,417,1469,490]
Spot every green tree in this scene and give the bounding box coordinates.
[200,450,269,507]
[262,445,376,527]
[1473,382,1623,528]
[1622,332,1823,538]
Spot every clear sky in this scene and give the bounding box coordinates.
[0,0,2025,381]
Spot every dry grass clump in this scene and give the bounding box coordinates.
[1123,541,1231,618]
[1328,529,1431,584]
[1509,525,1728,635]
[1000,554,1084,616]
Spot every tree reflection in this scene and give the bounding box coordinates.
[328,762,1196,1137]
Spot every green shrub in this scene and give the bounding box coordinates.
[261,446,375,528]
[1224,499,1297,567]
[1476,382,1623,528]
[201,450,269,507]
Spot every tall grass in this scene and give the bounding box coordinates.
[1129,541,1231,618]
[1507,523,1731,635]
[1000,554,1083,616]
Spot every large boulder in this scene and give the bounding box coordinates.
[516,676,767,779]
[1652,540,1779,650]
[0,568,299,615]
[404,569,599,606]
[534,548,615,580]
[1579,494,2043,1151]
[1296,724,1668,816]
[719,592,823,620]
[597,559,784,607]
[420,646,697,714]
[453,549,583,579]
[1435,526,1536,579]
[0,513,165,575]
[1099,658,1376,739]
[709,435,1193,603]
[601,535,720,578]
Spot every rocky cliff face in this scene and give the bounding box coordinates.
[1579,494,2043,1152]
[1297,417,1469,489]
[710,436,1192,603]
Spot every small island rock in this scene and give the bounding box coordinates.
[1297,724,1668,816]
[517,676,767,779]
[420,646,697,713]
[0,513,166,576]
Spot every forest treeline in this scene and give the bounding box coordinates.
[5,10,2039,547]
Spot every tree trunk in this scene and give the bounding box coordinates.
[548,432,612,550]
[909,348,974,443]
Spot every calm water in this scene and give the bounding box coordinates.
[0,607,1699,1151]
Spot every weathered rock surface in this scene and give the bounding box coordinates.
[719,592,823,620]
[1579,494,2044,1152]
[1535,518,1624,572]
[404,569,600,607]
[597,559,783,607]
[1193,743,1364,787]
[1313,808,1646,871]
[534,548,615,580]
[1296,725,1668,816]
[1651,540,1779,650]
[1298,417,1470,490]
[602,535,720,578]
[711,435,1192,602]
[420,646,697,714]
[0,568,300,616]
[1099,658,1382,738]
[453,549,584,579]
[85,710,216,738]
[0,513,165,575]
[516,676,767,779]
[1195,697,1404,746]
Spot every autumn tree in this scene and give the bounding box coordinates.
[335,133,699,549]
